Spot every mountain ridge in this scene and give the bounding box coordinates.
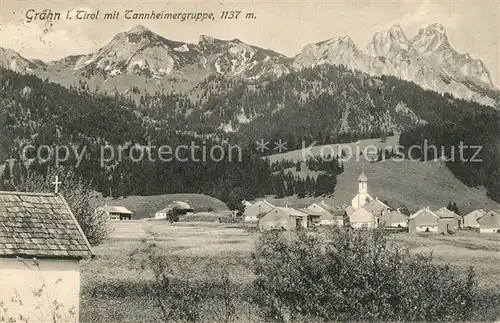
[0,23,498,107]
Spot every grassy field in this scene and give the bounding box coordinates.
[80,221,500,323]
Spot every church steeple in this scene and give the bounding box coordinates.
[358,166,368,182]
[351,166,371,210]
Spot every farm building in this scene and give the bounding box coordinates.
[344,206,355,217]
[321,210,345,226]
[304,201,335,226]
[462,209,486,228]
[242,200,275,224]
[477,210,500,233]
[382,210,409,228]
[104,205,133,220]
[258,207,308,230]
[363,197,391,217]
[408,207,440,233]
[434,207,460,232]
[155,201,194,219]
[349,208,376,229]
[351,169,373,210]
[242,200,253,208]
[0,191,93,323]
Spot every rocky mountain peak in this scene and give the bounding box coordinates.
[411,23,450,53]
[127,25,151,34]
[366,24,410,57]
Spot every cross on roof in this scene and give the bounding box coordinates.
[51,175,62,194]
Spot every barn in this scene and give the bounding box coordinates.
[434,207,460,232]
[477,210,500,233]
[258,207,308,231]
[408,207,440,233]
[155,201,194,219]
[104,205,133,220]
[242,200,275,224]
[349,208,376,229]
[304,201,335,226]
[0,191,93,323]
[382,210,409,228]
[462,209,486,228]
[363,198,391,218]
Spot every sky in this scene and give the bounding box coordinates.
[0,0,499,86]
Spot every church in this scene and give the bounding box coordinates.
[347,168,391,228]
[351,169,373,210]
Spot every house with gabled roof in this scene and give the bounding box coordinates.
[0,191,93,323]
[243,200,275,224]
[258,207,308,231]
[434,207,460,232]
[408,207,440,233]
[382,210,409,228]
[154,201,194,219]
[349,208,376,229]
[305,201,335,226]
[363,197,391,218]
[462,209,486,228]
[477,210,500,233]
[104,205,133,220]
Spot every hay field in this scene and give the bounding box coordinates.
[80,221,500,322]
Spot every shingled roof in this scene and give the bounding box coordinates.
[0,191,93,260]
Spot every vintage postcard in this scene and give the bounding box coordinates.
[0,0,499,322]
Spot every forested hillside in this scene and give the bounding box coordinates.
[0,67,344,202]
[134,64,496,150]
[1,62,499,203]
[400,113,500,202]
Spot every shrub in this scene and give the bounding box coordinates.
[251,227,477,322]
[166,209,180,224]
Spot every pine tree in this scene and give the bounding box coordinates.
[296,178,306,198]
[295,161,301,172]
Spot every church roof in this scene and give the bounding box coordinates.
[0,191,93,260]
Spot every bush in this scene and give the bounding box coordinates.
[166,209,180,224]
[251,227,476,322]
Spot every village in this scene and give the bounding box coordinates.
[103,169,500,234]
[0,168,499,322]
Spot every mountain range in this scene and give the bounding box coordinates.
[0,23,498,107]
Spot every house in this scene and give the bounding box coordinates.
[242,200,253,208]
[408,207,440,233]
[344,206,355,217]
[155,201,194,219]
[349,208,376,229]
[363,198,391,218]
[242,200,275,224]
[477,210,500,233]
[382,210,409,228]
[462,209,486,228]
[351,169,373,210]
[258,207,308,230]
[305,201,335,226]
[434,207,460,232]
[0,191,93,323]
[104,205,133,220]
[321,210,345,227]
